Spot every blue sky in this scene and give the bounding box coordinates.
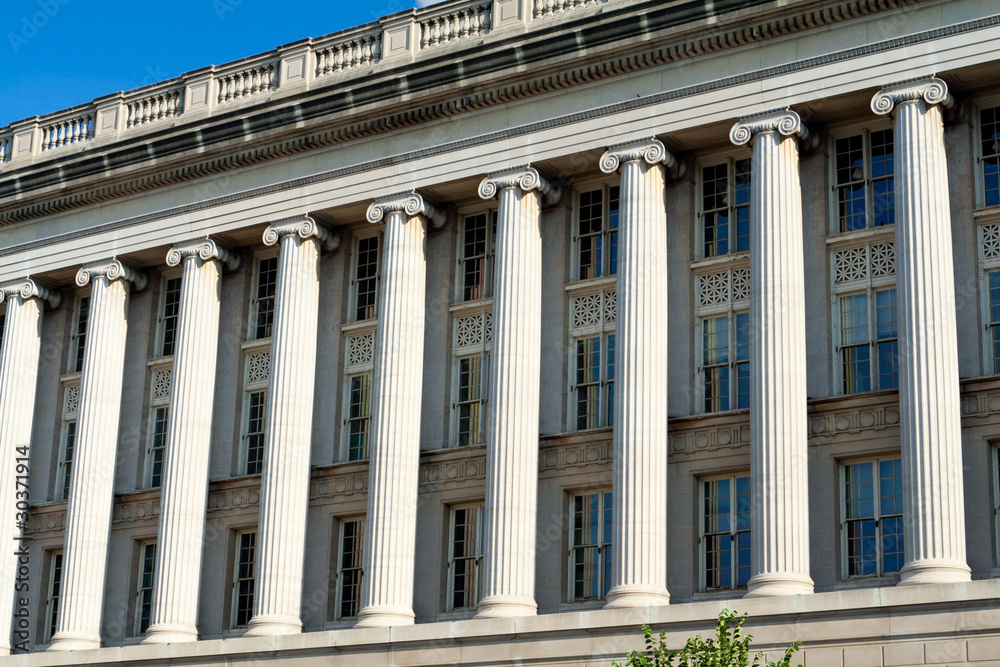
[0,0,445,127]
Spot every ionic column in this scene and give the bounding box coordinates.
[144,239,239,644]
[475,166,560,619]
[0,279,59,652]
[50,259,146,651]
[246,216,337,636]
[730,110,814,597]
[872,78,971,585]
[356,193,444,628]
[598,140,675,608]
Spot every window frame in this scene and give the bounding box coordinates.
[977,214,1000,376]
[154,270,183,358]
[571,178,621,282]
[133,540,157,636]
[565,284,617,431]
[341,323,376,461]
[450,298,493,447]
[56,377,80,501]
[994,444,1000,568]
[839,455,904,580]
[143,356,173,488]
[456,206,498,303]
[974,96,1000,210]
[247,251,279,342]
[695,153,752,260]
[692,262,750,415]
[230,529,257,629]
[566,489,613,602]
[827,121,896,236]
[68,290,91,375]
[239,337,271,475]
[43,550,63,644]
[452,351,489,447]
[349,230,382,323]
[699,472,752,592]
[333,517,365,621]
[446,503,484,612]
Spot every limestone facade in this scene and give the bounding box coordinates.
[2,0,1000,665]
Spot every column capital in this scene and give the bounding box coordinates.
[599,138,677,174]
[262,215,339,251]
[730,108,812,147]
[366,191,446,228]
[478,165,561,205]
[75,258,147,290]
[166,237,240,271]
[0,277,60,308]
[871,76,953,116]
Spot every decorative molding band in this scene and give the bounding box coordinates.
[599,138,677,173]
[420,457,486,486]
[808,405,900,438]
[112,499,160,524]
[871,76,954,116]
[539,441,612,472]
[366,191,446,228]
[478,165,561,204]
[730,108,813,146]
[262,214,339,251]
[166,236,240,271]
[311,473,369,499]
[208,487,262,512]
[3,8,992,250]
[0,277,60,307]
[670,424,750,455]
[74,258,147,290]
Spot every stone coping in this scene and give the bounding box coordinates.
[6,580,999,664]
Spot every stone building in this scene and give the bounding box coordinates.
[0,0,999,664]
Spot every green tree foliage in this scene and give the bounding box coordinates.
[612,609,802,667]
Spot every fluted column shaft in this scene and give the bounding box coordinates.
[598,141,673,608]
[0,280,57,653]
[144,239,237,644]
[247,216,334,636]
[476,167,559,619]
[872,79,970,585]
[731,111,813,597]
[357,192,442,628]
[50,260,145,651]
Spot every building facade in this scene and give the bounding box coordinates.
[1,0,1000,664]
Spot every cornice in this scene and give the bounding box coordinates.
[366,191,446,228]
[0,277,60,308]
[0,0,924,226]
[262,215,339,251]
[75,258,147,290]
[479,165,561,204]
[871,75,954,116]
[166,236,241,271]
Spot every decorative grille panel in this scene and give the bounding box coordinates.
[731,267,750,302]
[983,223,1000,260]
[64,385,80,416]
[603,290,617,324]
[246,351,271,384]
[698,271,729,307]
[152,369,172,400]
[455,312,493,350]
[870,242,895,277]
[347,333,374,367]
[835,246,868,283]
[572,293,603,328]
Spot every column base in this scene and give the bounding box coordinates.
[475,595,537,619]
[898,560,971,586]
[354,606,415,628]
[604,585,670,609]
[142,622,199,644]
[744,572,814,598]
[244,614,302,637]
[47,631,101,652]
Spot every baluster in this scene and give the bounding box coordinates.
[267,64,275,91]
[166,93,176,118]
[317,49,328,76]
[420,23,429,49]
[360,38,370,66]
[372,34,382,63]
[152,96,162,121]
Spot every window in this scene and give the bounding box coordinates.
[994,446,1000,566]
[701,312,749,413]
[251,256,278,340]
[459,211,497,301]
[346,372,372,460]
[231,531,256,628]
[0,310,6,354]
[57,381,80,501]
[701,474,751,591]
[448,504,484,611]
[43,551,63,643]
[134,541,156,635]
[838,287,898,394]
[988,271,1000,374]
[573,334,615,429]
[146,407,168,487]
[334,518,365,620]
[71,295,90,373]
[145,361,172,488]
[700,158,750,258]
[842,457,904,578]
[833,129,894,232]
[576,185,620,280]
[243,390,267,475]
[980,105,1000,208]
[352,236,380,321]
[456,352,488,446]
[569,491,612,601]
[159,276,182,357]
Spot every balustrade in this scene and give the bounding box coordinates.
[41,113,93,151]
[126,88,184,129]
[315,32,382,77]
[217,62,277,104]
[420,3,491,49]
[534,0,603,18]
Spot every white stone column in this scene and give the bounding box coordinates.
[730,110,814,597]
[50,259,146,651]
[872,78,971,585]
[356,192,444,628]
[598,140,675,608]
[0,279,59,652]
[144,238,239,644]
[476,166,560,619]
[246,216,337,636]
